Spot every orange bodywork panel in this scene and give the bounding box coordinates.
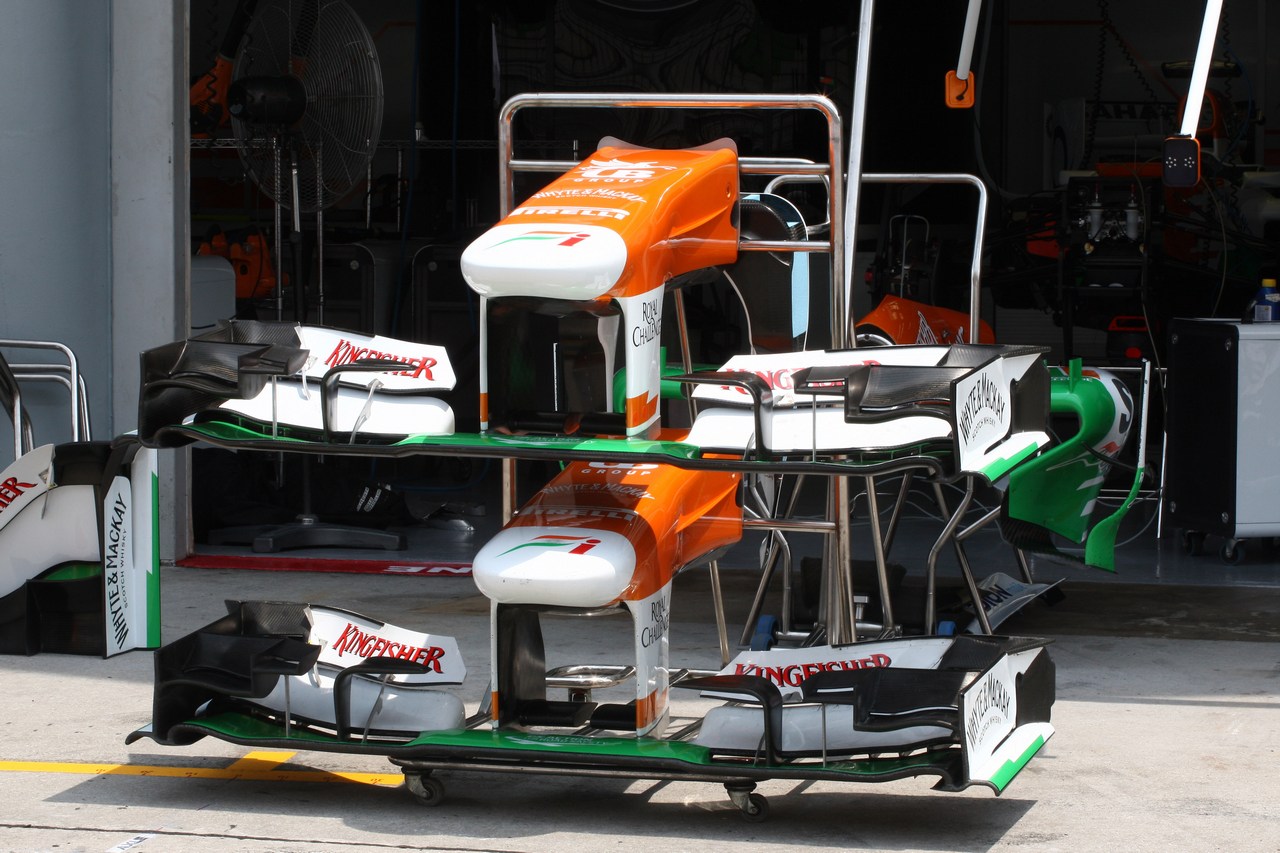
[462,138,741,438]
[462,138,740,306]
[858,294,994,345]
[486,461,742,606]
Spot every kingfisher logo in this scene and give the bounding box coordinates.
[324,338,436,380]
[498,534,603,556]
[0,476,37,512]
[492,230,591,248]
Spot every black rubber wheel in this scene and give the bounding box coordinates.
[1220,540,1245,565]
[741,792,770,822]
[1181,530,1205,556]
[405,772,445,807]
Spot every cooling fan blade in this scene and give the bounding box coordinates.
[228,0,383,214]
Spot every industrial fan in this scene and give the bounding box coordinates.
[210,0,401,553]
[226,0,384,323]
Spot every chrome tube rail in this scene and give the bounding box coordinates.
[0,339,85,459]
[7,366,91,441]
[861,173,989,342]
[481,88,992,648]
[489,92,871,644]
[495,92,848,346]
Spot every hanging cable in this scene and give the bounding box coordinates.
[1080,1,1110,170]
[390,0,425,338]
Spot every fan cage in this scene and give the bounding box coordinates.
[230,0,384,213]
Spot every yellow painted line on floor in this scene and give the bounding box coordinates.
[0,750,404,787]
[225,750,298,771]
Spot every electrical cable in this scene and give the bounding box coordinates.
[390,0,425,338]
[1204,177,1231,317]
[1080,0,1110,170]
[1123,160,1170,427]
[1221,48,1254,167]
[1108,18,1162,109]
[1081,0,1168,170]
[719,269,758,355]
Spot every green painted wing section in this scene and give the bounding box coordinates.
[148,471,163,647]
[403,729,956,780]
[405,728,718,762]
[169,714,961,782]
[176,420,321,445]
[40,563,101,582]
[171,420,706,460]
[975,441,1043,484]
[987,732,1048,792]
[165,712,413,755]
[193,712,348,744]
[395,432,704,460]
[159,420,955,478]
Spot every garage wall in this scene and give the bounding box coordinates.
[0,2,114,447]
[0,2,188,434]
[0,1,189,559]
[111,0,191,437]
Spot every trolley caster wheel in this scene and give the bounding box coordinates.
[1220,540,1245,565]
[1180,530,1205,556]
[740,792,769,822]
[405,772,445,807]
[726,784,769,822]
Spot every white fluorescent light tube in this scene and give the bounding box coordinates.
[1179,0,1225,137]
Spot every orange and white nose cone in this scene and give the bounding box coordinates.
[471,525,637,608]
[460,224,627,301]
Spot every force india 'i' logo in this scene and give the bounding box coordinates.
[492,230,590,248]
[497,534,603,556]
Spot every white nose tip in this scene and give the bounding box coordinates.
[471,526,637,608]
